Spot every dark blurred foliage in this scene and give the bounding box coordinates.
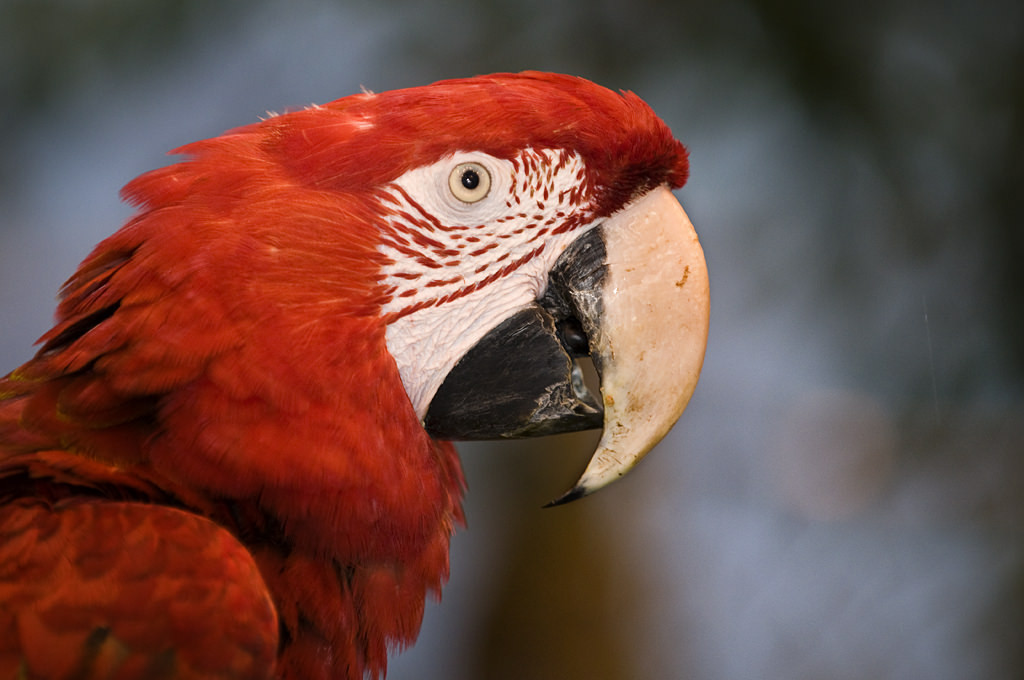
[1,0,221,120]
[1,0,1022,678]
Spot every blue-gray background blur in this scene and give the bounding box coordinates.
[1,1,1021,678]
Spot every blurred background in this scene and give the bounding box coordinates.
[1,0,1021,678]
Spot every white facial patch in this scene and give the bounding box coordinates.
[377,148,596,419]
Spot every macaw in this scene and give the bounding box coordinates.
[0,72,709,679]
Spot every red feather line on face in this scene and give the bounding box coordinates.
[373,147,594,324]
[0,72,690,680]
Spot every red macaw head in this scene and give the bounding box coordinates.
[37,71,708,506]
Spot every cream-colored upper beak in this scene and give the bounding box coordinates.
[551,185,709,504]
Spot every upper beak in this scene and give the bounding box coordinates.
[547,186,709,504]
[424,185,709,504]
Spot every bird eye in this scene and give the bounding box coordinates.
[448,162,491,203]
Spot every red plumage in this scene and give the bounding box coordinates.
[0,72,689,679]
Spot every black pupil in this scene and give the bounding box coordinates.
[461,169,480,190]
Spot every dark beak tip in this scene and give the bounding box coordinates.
[542,484,589,508]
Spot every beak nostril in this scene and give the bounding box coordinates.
[556,317,590,356]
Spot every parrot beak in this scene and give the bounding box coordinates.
[546,186,709,504]
[424,185,709,504]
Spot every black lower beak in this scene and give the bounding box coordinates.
[423,228,607,440]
